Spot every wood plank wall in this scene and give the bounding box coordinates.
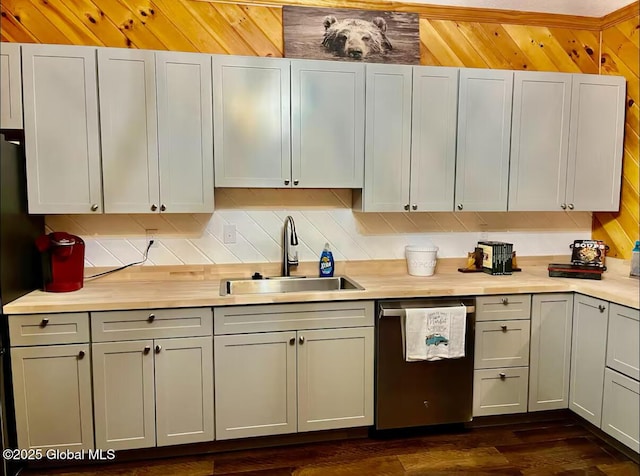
[2,0,638,258]
[593,14,640,259]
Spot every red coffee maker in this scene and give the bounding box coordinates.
[35,232,85,292]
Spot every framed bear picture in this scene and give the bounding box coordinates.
[283,6,420,65]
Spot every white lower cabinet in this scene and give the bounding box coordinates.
[214,301,374,440]
[569,294,608,426]
[528,293,573,411]
[473,295,531,417]
[11,344,94,451]
[601,368,640,453]
[214,331,297,440]
[473,367,529,417]
[93,337,213,450]
[474,320,530,369]
[297,327,374,432]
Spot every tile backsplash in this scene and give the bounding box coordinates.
[45,189,592,267]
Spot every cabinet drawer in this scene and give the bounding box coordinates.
[9,313,89,346]
[476,295,531,321]
[473,367,529,417]
[474,320,530,369]
[602,368,639,453]
[606,304,639,381]
[92,308,212,342]
[214,301,374,335]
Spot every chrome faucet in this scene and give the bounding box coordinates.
[282,215,299,276]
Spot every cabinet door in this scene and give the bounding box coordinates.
[455,69,513,211]
[566,75,626,211]
[362,64,412,212]
[529,293,573,411]
[0,42,23,129]
[98,48,159,213]
[214,332,297,440]
[569,295,608,426]
[156,52,213,213]
[11,344,93,450]
[291,59,365,188]
[155,337,214,446]
[602,368,640,453]
[509,72,572,211]
[213,55,290,187]
[411,66,458,211]
[606,303,639,380]
[93,340,156,450]
[297,327,374,432]
[22,44,102,214]
[474,320,530,369]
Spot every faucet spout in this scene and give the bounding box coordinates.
[282,216,299,277]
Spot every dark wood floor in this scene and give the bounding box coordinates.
[21,417,639,476]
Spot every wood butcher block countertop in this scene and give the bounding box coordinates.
[3,257,639,314]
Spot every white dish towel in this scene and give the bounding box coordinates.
[402,305,467,362]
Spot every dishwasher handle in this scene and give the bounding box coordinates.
[379,305,475,318]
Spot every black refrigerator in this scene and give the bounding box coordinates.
[0,134,44,476]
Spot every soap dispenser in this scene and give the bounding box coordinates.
[631,241,640,278]
[319,243,334,278]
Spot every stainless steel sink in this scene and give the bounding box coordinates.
[220,275,364,296]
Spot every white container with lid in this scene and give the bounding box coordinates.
[405,245,439,276]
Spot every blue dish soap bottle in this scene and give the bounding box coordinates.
[319,243,334,277]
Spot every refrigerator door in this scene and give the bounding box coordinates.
[0,135,44,309]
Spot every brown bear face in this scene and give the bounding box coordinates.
[322,16,393,60]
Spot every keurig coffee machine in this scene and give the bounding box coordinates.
[35,232,85,292]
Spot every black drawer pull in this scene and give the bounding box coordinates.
[40,318,49,327]
[499,373,506,380]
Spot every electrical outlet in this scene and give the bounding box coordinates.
[479,225,489,241]
[146,229,158,247]
[223,224,236,244]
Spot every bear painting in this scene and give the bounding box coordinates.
[284,6,420,65]
[321,16,393,60]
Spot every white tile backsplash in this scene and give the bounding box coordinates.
[46,190,591,267]
[72,214,590,267]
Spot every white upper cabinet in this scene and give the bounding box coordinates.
[22,44,103,214]
[291,59,365,188]
[360,65,457,212]
[99,48,214,213]
[98,48,159,214]
[411,66,459,211]
[509,72,572,211]
[0,42,23,129]
[566,74,626,211]
[362,63,412,212]
[456,69,513,211]
[156,51,214,213]
[213,55,291,188]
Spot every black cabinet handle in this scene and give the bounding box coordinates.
[78,350,85,359]
[148,314,155,323]
[40,318,49,327]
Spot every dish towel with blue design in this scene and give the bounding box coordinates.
[402,305,467,361]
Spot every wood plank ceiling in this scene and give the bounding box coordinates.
[1,0,638,258]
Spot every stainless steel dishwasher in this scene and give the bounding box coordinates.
[375,298,475,430]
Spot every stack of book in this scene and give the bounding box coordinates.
[477,241,513,275]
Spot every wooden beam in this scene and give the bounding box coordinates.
[601,1,640,30]
[189,0,603,30]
